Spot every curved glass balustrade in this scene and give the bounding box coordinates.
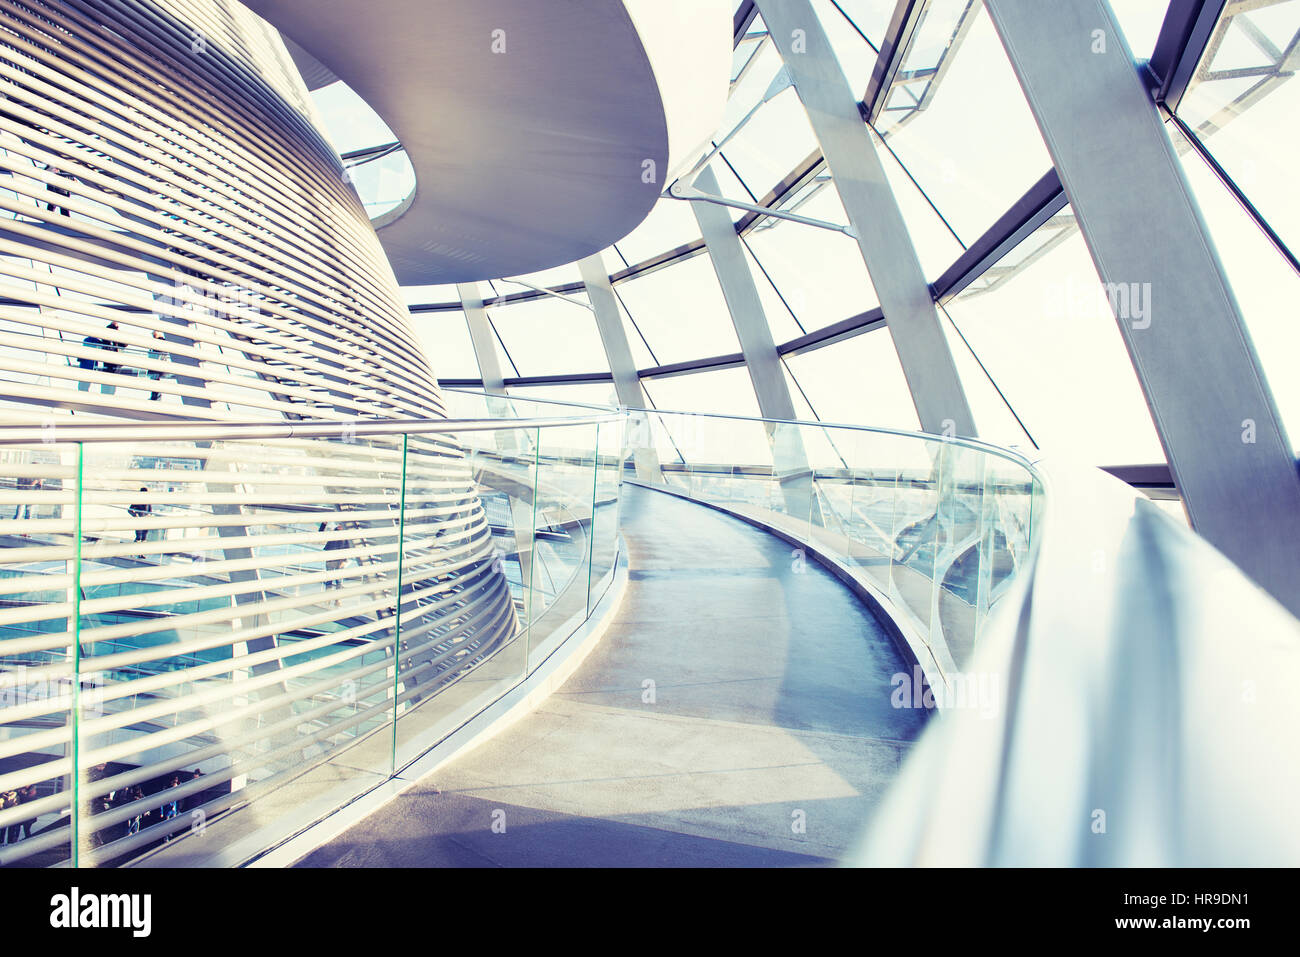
[622,407,1043,690]
[9,391,1285,868]
[0,399,625,867]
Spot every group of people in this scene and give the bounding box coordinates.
[78,322,169,399]
[0,785,39,845]
[87,765,203,847]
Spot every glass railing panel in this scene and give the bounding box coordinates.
[526,423,596,671]
[973,454,999,643]
[0,440,78,868]
[391,426,533,770]
[836,430,900,593]
[770,420,817,537]
[930,441,985,671]
[588,418,624,615]
[888,438,942,637]
[71,433,404,866]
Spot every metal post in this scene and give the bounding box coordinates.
[690,165,821,525]
[578,255,661,481]
[456,282,507,394]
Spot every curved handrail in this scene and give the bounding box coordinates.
[853,450,1300,866]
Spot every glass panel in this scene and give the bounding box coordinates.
[745,186,881,331]
[408,311,481,380]
[841,429,900,594]
[817,0,896,91]
[1176,0,1300,254]
[641,367,762,418]
[876,2,1054,247]
[589,419,624,613]
[615,255,743,366]
[931,442,982,670]
[614,197,704,265]
[525,424,597,671]
[72,433,404,866]
[486,294,609,378]
[942,208,1165,466]
[1109,0,1171,58]
[889,439,938,637]
[1169,119,1300,450]
[391,426,531,769]
[0,441,78,868]
[784,329,922,431]
[714,84,820,204]
[507,383,621,407]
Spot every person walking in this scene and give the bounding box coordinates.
[128,488,151,546]
[78,328,107,392]
[12,783,38,843]
[322,521,350,590]
[145,329,167,400]
[42,162,71,216]
[13,475,40,521]
[159,774,181,842]
[99,322,126,396]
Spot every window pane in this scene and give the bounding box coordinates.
[1176,1,1300,256]
[642,366,760,417]
[876,2,1054,247]
[744,186,879,331]
[1172,120,1300,452]
[784,330,921,430]
[410,310,478,380]
[615,254,742,364]
[942,209,1165,466]
[486,295,609,378]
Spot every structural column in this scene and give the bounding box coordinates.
[577,254,646,410]
[577,254,662,481]
[456,282,506,394]
[984,0,1300,615]
[690,166,798,424]
[755,0,976,438]
[690,165,821,525]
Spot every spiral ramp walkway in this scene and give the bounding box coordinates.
[295,485,925,868]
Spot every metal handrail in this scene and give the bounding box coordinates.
[0,411,625,446]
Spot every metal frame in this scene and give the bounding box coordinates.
[757,0,976,437]
[577,254,646,409]
[986,0,1300,616]
[456,281,507,393]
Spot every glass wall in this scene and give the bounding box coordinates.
[0,401,624,868]
[397,0,1298,496]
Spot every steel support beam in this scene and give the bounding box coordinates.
[456,282,506,394]
[689,166,798,423]
[577,255,647,410]
[1151,0,1228,108]
[579,255,660,480]
[756,0,976,437]
[689,165,821,524]
[986,0,1300,615]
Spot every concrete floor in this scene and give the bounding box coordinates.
[298,486,925,867]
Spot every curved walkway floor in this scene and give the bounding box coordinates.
[299,486,926,868]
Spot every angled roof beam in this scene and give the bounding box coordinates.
[863,0,929,123]
[734,1,759,47]
[1150,0,1228,108]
